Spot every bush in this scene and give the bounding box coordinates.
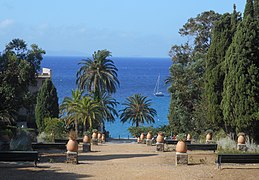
[128,126,155,137]
[44,117,67,140]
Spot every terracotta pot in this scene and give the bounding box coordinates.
[176,141,187,153]
[156,133,164,143]
[206,133,212,141]
[83,135,91,143]
[238,135,245,144]
[101,134,106,141]
[98,133,102,139]
[92,132,98,139]
[137,137,141,143]
[140,133,145,140]
[147,132,152,140]
[187,134,192,140]
[66,139,78,152]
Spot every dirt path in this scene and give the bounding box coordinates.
[1,143,259,179]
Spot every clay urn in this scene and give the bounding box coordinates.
[101,133,106,142]
[83,135,91,143]
[175,133,187,153]
[176,140,187,153]
[187,134,192,141]
[66,131,78,152]
[206,130,213,141]
[140,133,145,141]
[92,131,98,139]
[237,133,246,144]
[156,132,164,143]
[98,132,102,140]
[137,137,141,143]
[146,132,152,140]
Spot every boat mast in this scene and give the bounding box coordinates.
[157,74,160,93]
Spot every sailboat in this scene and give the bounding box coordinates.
[154,74,164,96]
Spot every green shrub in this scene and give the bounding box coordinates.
[44,117,66,140]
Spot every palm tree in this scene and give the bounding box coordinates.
[76,96,102,132]
[60,89,82,135]
[76,50,119,98]
[120,94,157,127]
[99,92,119,123]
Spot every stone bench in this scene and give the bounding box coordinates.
[187,144,218,152]
[0,151,39,167]
[165,140,191,145]
[32,143,66,150]
[217,154,259,169]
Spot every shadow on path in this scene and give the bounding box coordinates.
[0,163,92,180]
[79,153,158,161]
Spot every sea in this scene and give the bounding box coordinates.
[41,56,172,138]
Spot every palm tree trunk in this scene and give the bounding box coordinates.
[75,119,78,137]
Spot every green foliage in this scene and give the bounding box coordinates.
[76,96,102,131]
[35,79,59,132]
[60,89,82,135]
[83,130,92,136]
[120,94,157,127]
[176,133,186,141]
[44,117,66,140]
[0,39,45,125]
[128,126,155,137]
[76,49,119,96]
[222,1,259,140]
[76,50,119,132]
[60,89,103,136]
[244,0,254,18]
[205,11,240,129]
[179,10,221,53]
[167,11,221,135]
[92,129,98,133]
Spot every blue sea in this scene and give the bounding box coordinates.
[41,56,172,138]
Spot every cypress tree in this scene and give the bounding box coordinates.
[35,78,59,132]
[254,0,259,18]
[244,0,254,17]
[222,0,259,139]
[205,11,239,130]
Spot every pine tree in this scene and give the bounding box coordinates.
[35,78,59,132]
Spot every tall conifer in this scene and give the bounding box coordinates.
[205,10,239,130]
[35,78,59,132]
[222,0,259,138]
[244,0,254,17]
[254,0,259,18]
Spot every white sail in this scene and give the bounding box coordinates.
[154,74,164,96]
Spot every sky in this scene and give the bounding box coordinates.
[0,0,245,57]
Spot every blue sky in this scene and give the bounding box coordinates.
[0,0,245,57]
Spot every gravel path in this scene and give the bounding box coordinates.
[1,143,259,180]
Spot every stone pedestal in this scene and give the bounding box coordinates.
[206,140,213,144]
[156,142,164,151]
[175,152,188,166]
[83,143,91,152]
[91,138,98,145]
[237,144,247,151]
[146,139,152,146]
[66,151,78,164]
